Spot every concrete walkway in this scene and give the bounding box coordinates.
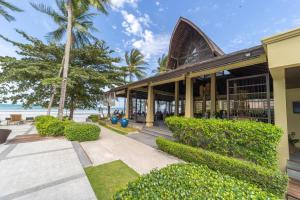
[0,125,96,200]
[81,126,182,175]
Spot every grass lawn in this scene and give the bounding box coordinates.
[85,160,139,200]
[99,120,139,135]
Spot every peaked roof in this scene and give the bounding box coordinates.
[167,17,224,68]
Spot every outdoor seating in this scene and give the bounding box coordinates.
[7,114,24,125]
[0,129,12,144]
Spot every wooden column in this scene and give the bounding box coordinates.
[146,85,154,127]
[174,81,179,116]
[210,73,216,117]
[270,68,289,171]
[185,75,193,118]
[125,89,130,119]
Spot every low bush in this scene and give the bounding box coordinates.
[88,115,100,122]
[156,137,287,197]
[115,163,278,200]
[35,115,73,137]
[64,123,100,142]
[165,116,283,168]
[35,115,57,136]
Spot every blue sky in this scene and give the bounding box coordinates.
[1,0,300,75]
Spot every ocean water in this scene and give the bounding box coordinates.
[0,104,114,123]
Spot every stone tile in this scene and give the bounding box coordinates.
[81,126,182,175]
[7,139,72,157]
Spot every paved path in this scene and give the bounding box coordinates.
[81,126,182,175]
[127,132,157,147]
[0,125,96,200]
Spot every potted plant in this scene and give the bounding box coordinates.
[120,118,129,128]
[111,116,118,124]
[289,132,299,154]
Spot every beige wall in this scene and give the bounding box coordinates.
[286,88,300,147]
[263,28,300,69]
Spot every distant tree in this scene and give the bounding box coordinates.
[124,48,147,82]
[152,54,168,74]
[0,31,122,119]
[0,0,23,22]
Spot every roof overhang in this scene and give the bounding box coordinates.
[109,45,266,95]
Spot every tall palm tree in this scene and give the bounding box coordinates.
[152,54,168,74]
[32,0,109,119]
[0,0,23,22]
[31,0,99,48]
[125,49,147,83]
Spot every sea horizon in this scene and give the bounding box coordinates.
[0,103,124,122]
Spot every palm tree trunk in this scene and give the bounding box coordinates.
[57,0,72,120]
[47,56,64,115]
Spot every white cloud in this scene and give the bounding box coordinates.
[155,1,160,6]
[121,11,152,36]
[121,10,143,36]
[110,0,138,10]
[112,25,117,30]
[132,30,169,60]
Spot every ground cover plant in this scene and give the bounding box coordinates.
[114,163,279,200]
[85,160,139,200]
[156,137,288,197]
[98,120,138,135]
[165,116,283,168]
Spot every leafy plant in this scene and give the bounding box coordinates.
[156,137,288,197]
[115,163,279,200]
[289,132,300,145]
[88,114,100,122]
[165,116,283,168]
[64,123,100,142]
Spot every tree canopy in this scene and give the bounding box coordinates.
[0,31,122,118]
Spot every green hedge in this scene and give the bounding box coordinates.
[115,163,279,200]
[64,123,100,142]
[156,137,287,197]
[165,116,283,168]
[35,115,73,137]
[88,115,100,123]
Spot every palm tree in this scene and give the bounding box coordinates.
[152,54,168,74]
[124,49,147,83]
[32,0,109,119]
[0,0,23,22]
[31,0,99,48]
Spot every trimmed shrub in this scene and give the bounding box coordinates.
[35,115,57,136]
[64,123,100,142]
[156,137,287,197]
[35,115,73,137]
[115,163,279,200]
[88,115,99,122]
[165,116,283,168]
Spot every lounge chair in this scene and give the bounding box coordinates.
[8,114,24,125]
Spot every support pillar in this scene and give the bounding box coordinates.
[185,75,193,118]
[125,89,130,119]
[210,73,216,117]
[146,85,154,127]
[271,68,289,171]
[174,81,179,116]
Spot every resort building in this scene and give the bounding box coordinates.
[108,17,300,170]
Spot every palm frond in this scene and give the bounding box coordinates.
[0,0,23,12]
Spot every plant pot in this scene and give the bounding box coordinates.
[120,118,129,128]
[0,129,12,144]
[111,116,118,124]
[289,143,296,154]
